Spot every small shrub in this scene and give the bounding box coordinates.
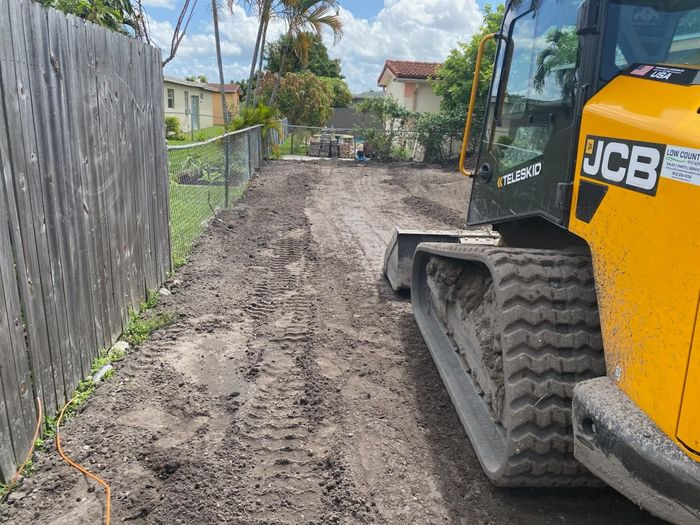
[391,146,411,161]
[270,143,282,160]
[165,117,185,141]
[415,110,465,163]
[196,131,208,142]
[355,97,415,161]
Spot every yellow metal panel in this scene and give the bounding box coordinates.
[678,296,700,453]
[569,74,700,453]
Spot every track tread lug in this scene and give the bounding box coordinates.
[415,243,606,487]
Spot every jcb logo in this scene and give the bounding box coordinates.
[582,136,665,196]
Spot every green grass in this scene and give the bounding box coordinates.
[169,182,247,268]
[279,131,311,156]
[122,290,173,345]
[168,126,227,146]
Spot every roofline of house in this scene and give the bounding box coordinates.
[164,76,244,96]
[377,61,441,86]
[207,83,245,96]
[164,76,211,89]
[377,71,435,87]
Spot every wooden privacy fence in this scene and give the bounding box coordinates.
[0,0,170,481]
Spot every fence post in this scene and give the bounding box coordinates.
[259,128,263,166]
[224,135,230,208]
[291,129,294,156]
[247,130,253,179]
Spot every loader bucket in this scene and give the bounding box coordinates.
[382,228,462,291]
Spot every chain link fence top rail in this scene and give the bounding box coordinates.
[167,122,286,267]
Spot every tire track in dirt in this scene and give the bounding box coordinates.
[1,161,664,525]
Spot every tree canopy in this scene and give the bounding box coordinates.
[320,77,352,108]
[268,71,333,126]
[266,32,343,79]
[432,3,504,114]
[37,0,142,35]
[185,75,209,83]
[431,3,504,148]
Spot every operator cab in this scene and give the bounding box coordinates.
[468,0,700,246]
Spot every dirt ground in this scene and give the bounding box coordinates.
[1,161,664,525]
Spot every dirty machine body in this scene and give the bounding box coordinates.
[385,1,700,522]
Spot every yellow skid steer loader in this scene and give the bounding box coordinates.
[385,1,700,523]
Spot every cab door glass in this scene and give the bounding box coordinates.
[486,0,581,173]
[470,0,582,226]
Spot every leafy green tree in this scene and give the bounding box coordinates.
[415,109,466,163]
[274,71,333,126]
[431,3,504,148]
[268,0,343,105]
[255,71,280,103]
[355,97,414,160]
[320,77,351,107]
[266,32,343,78]
[37,0,140,34]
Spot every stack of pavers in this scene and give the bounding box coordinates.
[309,133,332,157]
[338,137,354,158]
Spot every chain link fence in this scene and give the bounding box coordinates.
[167,122,286,267]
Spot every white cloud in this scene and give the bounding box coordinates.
[157,0,483,93]
[157,4,285,83]
[328,0,483,92]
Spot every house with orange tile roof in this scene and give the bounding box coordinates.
[207,82,244,126]
[377,60,443,113]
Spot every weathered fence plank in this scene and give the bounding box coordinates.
[1,0,54,426]
[0,0,171,482]
[0,163,36,480]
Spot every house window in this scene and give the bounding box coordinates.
[184,90,189,109]
[167,88,175,109]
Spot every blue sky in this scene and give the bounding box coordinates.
[145,0,490,92]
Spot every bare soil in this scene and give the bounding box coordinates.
[1,161,663,525]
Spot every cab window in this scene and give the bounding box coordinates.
[484,0,582,172]
[601,1,700,81]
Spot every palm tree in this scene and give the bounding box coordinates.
[212,0,233,205]
[252,0,273,107]
[268,0,343,105]
[212,0,229,124]
[232,0,273,110]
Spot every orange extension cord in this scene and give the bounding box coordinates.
[56,396,112,525]
[7,398,43,489]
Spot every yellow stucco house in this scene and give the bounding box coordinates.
[163,76,244,132]
[208,83,244,126]
[377,60,443,113]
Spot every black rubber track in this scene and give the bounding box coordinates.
[412,243,606,487]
